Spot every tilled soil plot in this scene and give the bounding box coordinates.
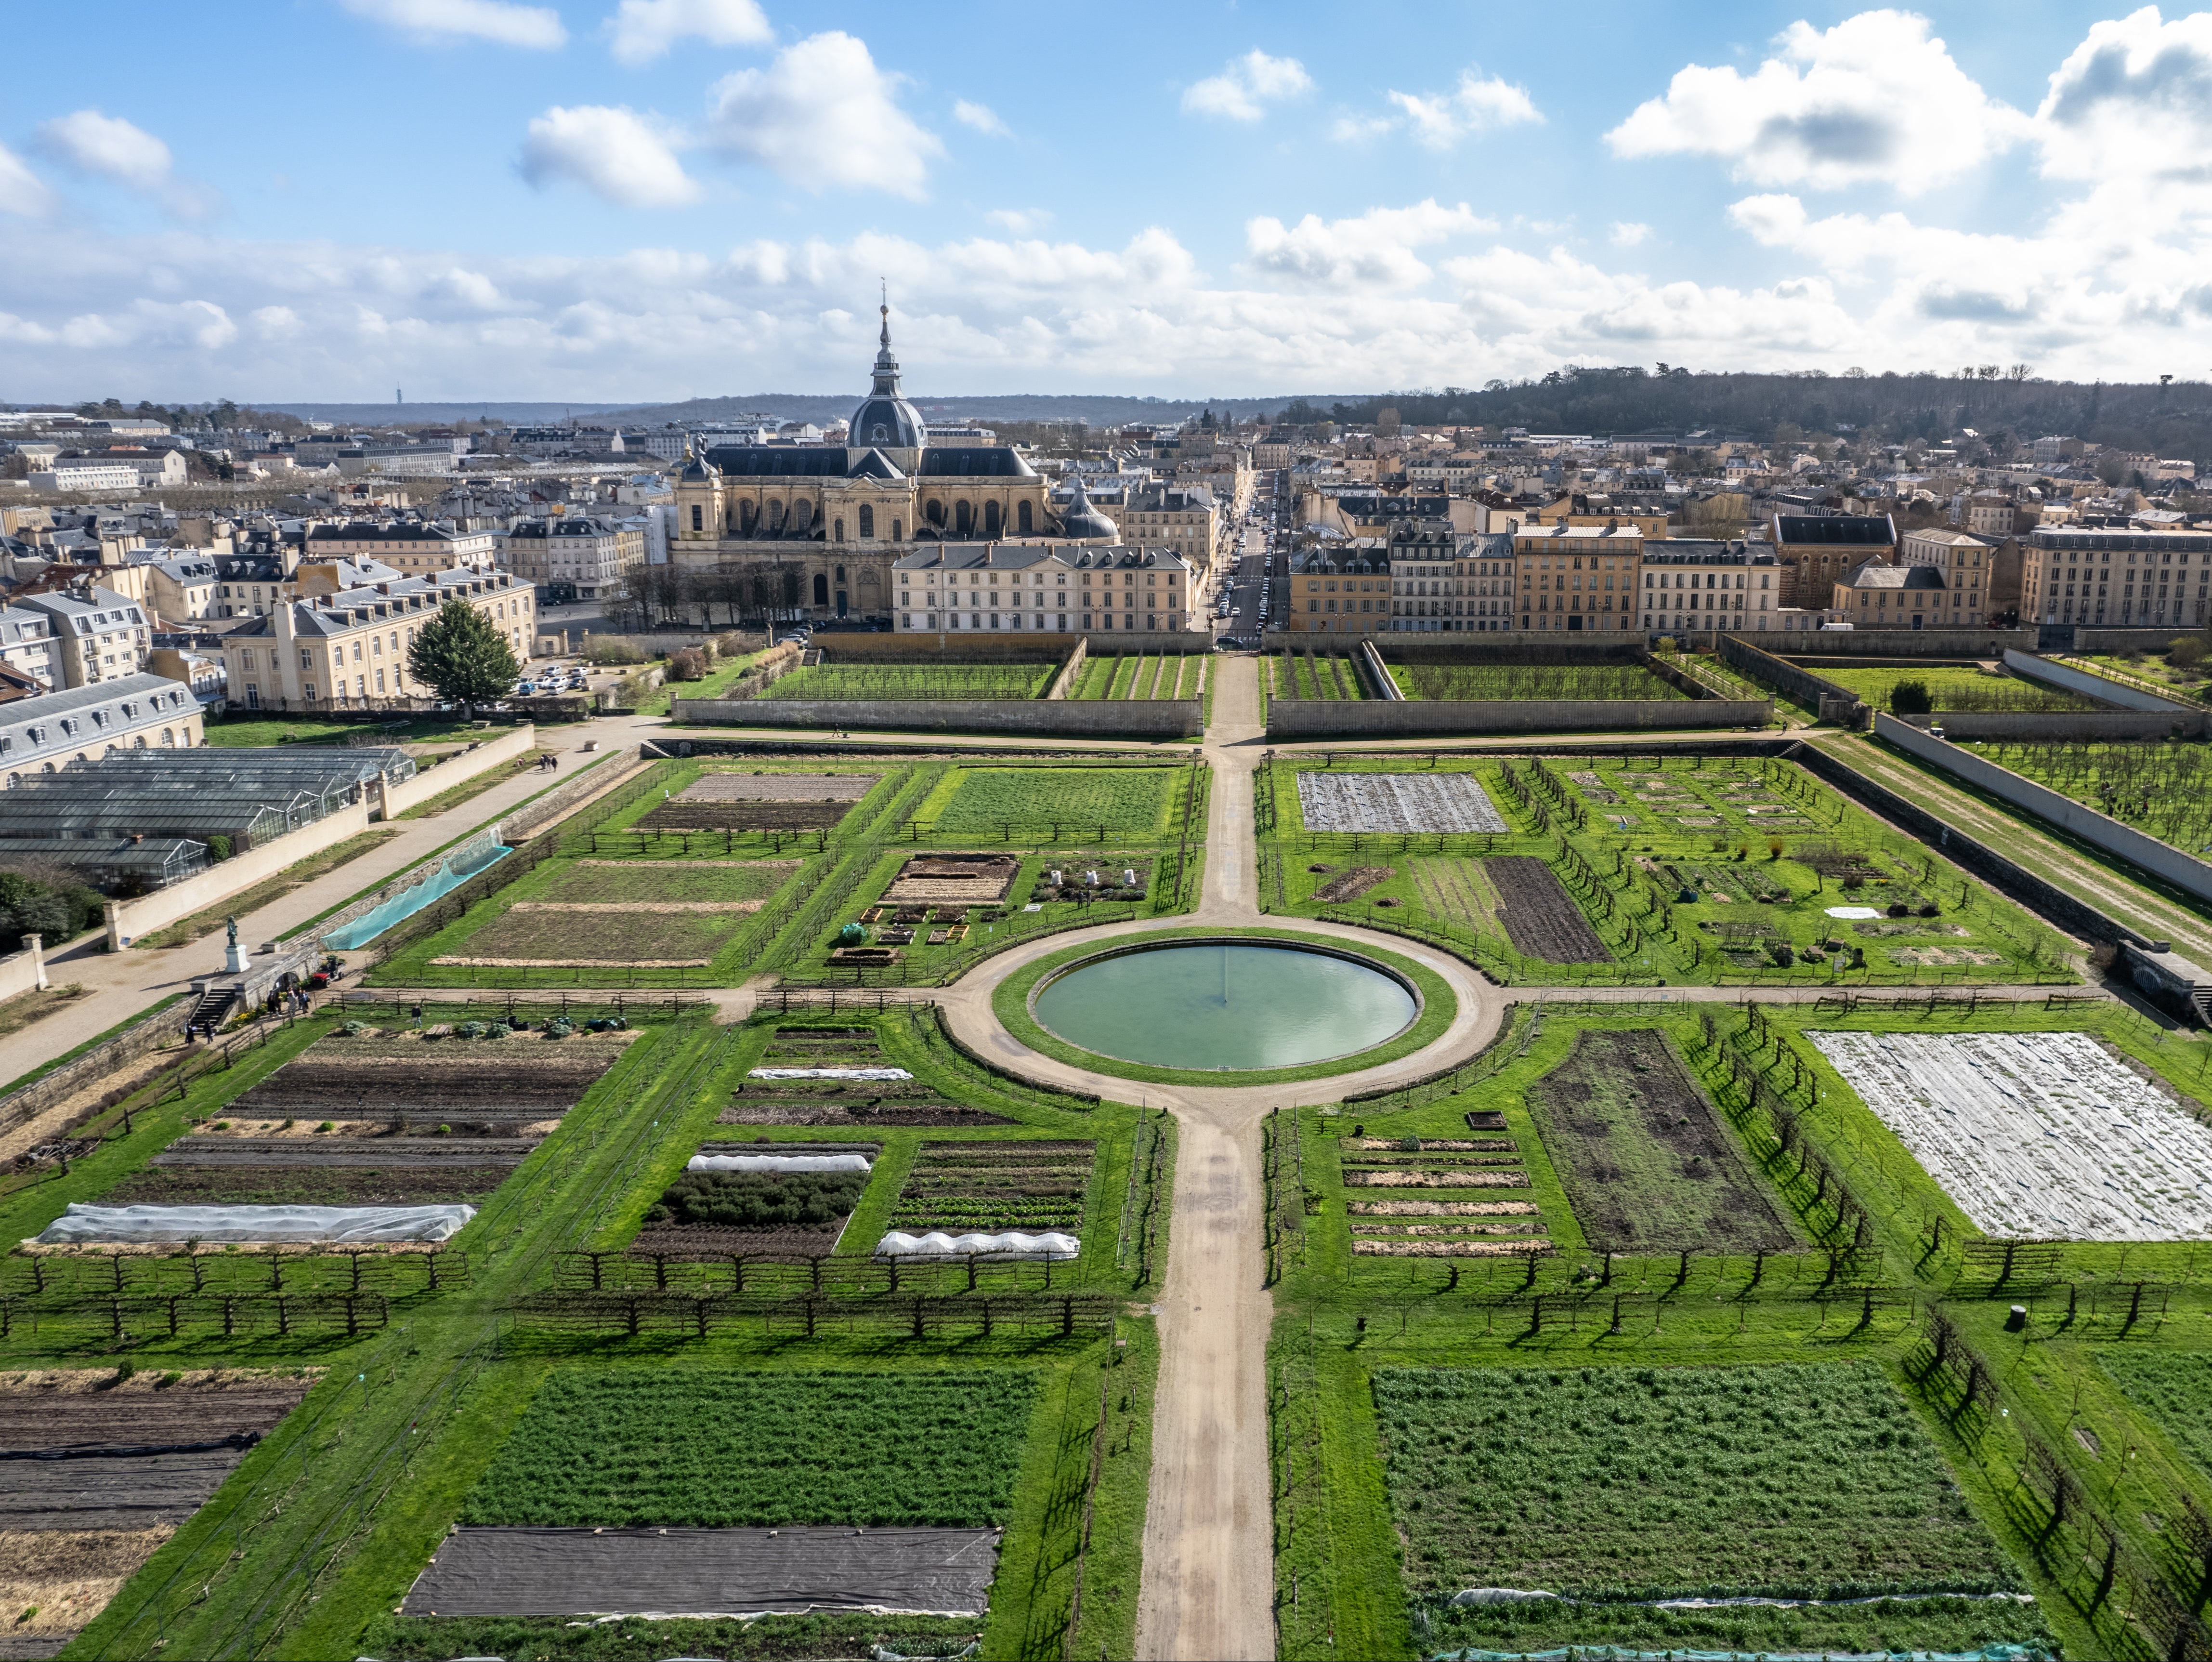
[1485,856,1612,963]
[0,1525,172,1646]
[1296,771,1508,834]
[102,1164,514,1207]
[1523,1029,1798,1254]
[889,1141,1094,1234]
[719,1096,1013,1128]
[236,1035,628,1121]
[641,800,851,833]
[1312,865,1393,904]
[436,908,746,966]
[1410,857,1500,931]
[681,773,880,802]
[153,1136,535,1168]
[0,1375,312,1530]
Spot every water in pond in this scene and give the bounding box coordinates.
[1032,942,1417,1071]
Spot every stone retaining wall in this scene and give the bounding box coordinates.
[1266,697,1770,739]
[672,696,1203,739]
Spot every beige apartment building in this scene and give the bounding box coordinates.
[218,567,535,711]
[15,586,153,686]
[304,520,497,573]
[2021,526,2212,629]
[1899,528,1992,626]
[1509,520,1645,633]
[892,542,1194,636]
[502,516,648,601]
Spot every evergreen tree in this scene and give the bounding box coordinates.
[407,600,522,710]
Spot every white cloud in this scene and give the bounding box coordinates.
[955,100,1010,137]
[707,32,942,197]
[2036,6,2212,182]
[520,106,700,207]
[1182,51,1312,122]
[986,207,1052,233]
[605,0,770,65]
[0,144,56,218]
[1607,10,2030,193]
[1382,70,1541,148]
[340,0,565,48]
[1610,221,1652,248]
[34,110,221,220]
[1245,200,1494,289]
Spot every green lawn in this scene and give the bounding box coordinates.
[916,764,1183,837]
[202,716,484,747]
[1386,661,1687,700]
[762,664,1052,701]
[1815,663,2093,713]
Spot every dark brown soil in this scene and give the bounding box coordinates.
[1314,866,1393,904]
[1522,1029,1797,1254]
[628,1225,845,1259]
[719,1100,1013,1127]
[641,801,852,832]
[235,1054,615,1117]
[1485,856,1612,963]
[101,1165,513,1207]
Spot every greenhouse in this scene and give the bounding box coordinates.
[0,747,412,850]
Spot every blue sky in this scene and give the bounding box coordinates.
[3,0,2210,401]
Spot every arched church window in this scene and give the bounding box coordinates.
[793,501,812,530]
[769,501,785,530]
[891,519,903,541]
[691,504,703,531]
[955,501,973,536]
[741,500,757,531]
[834,518,844,542]
[1018,501,1033,535]
[983,501,1001,537]
[859,504,875,538]
[813,573,829,606]
[835,565,846,581]
[926,500,944,527]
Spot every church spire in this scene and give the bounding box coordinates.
[871,284,902,396]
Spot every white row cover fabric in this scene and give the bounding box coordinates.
[35,1202,476,1244]
[749,1067,913,1081]
[876,1230,1079,1260]
[687,1153,873,1174]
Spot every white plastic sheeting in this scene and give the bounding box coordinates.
[749,1067,913,1081]
[1297,771,1508,835]
[1824,906,1882,919]
[876,1230,1079,1260]
[687,1153,873,1174]
[1812,1029,2212,1240]
[35,1202,477,1244]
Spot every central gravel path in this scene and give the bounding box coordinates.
[936,656,1507,1660]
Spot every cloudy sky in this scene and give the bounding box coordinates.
[5,0,2212,402]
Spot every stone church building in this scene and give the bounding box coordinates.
[670,305,1069,623]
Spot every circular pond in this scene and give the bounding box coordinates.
[1031,940,1419,1071]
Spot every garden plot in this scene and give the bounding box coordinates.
[1810,1030,2212,1240]
[881,1141,1092,1256]
[0,1371,314,1652]
[721,1082,1011,1129]
[97,1134,535,1210]
[640,773,877,834]
[2100,1353,2212,1482]
[1486,857,1611,963]
[1525,1029,1797,1253]
[460,1370,1035,1529]
[1309,864,1393,904]
[920,767,1176,836]
[884,852,1020,904]
[1378,1363,2042,1659]
[629,1142,877,1258]
[1409,857,1501,932]
[433,907,750,967]
[682,773,880,802]
[535,859,798,906]
[400,1525,1000,1618]
[236,1030,630,1128]
[1296,771,1508,835]
[1341,1138,1545,1256]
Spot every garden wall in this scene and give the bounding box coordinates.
[814,633,1201,660]
[1265,697,1770,739]
[377,724,537,817]
[105,801,374,950]
[2001,648,2191,713]
[2072,627,2198,652]
[1894,710,2205,740]
[0,936,47,1001]
[1716,635,1861,722]
[671,696,1202,739]
[1046,637,1089,699]
[1874,710,2212,905]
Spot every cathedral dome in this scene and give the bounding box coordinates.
[1057,476,1120,542]
[850,303,924,451]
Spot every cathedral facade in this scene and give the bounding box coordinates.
[670,307,1062,622]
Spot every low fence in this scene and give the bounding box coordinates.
[673,695,1203,739]
[1265,696,1770,739]
[1873,712,2212,908]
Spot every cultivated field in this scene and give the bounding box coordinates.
[533,858,799,905]
[630,1145,873,1258]
[1817,663,2094,712]
[1272,650,1371,699]
[886,1141,1095,1238]
[461,1370,1037,1529]
[915,765,1179,837]
[721,1026,1014,1127]
[1488,855,1613,963]
[1069,654,1202,699]
[433,906,753,967]
[1810,1029,2212,1240]
[2100,1352,2212,1482]
[760,664,1054,701]
[1296,771,1508,835]
[236,1029,631,1125]
[1523,1029,1797,1253]
[1388,661,1687,700]
[1377,1363,2039,1657]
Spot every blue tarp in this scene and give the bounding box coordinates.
[323,839,511,950]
